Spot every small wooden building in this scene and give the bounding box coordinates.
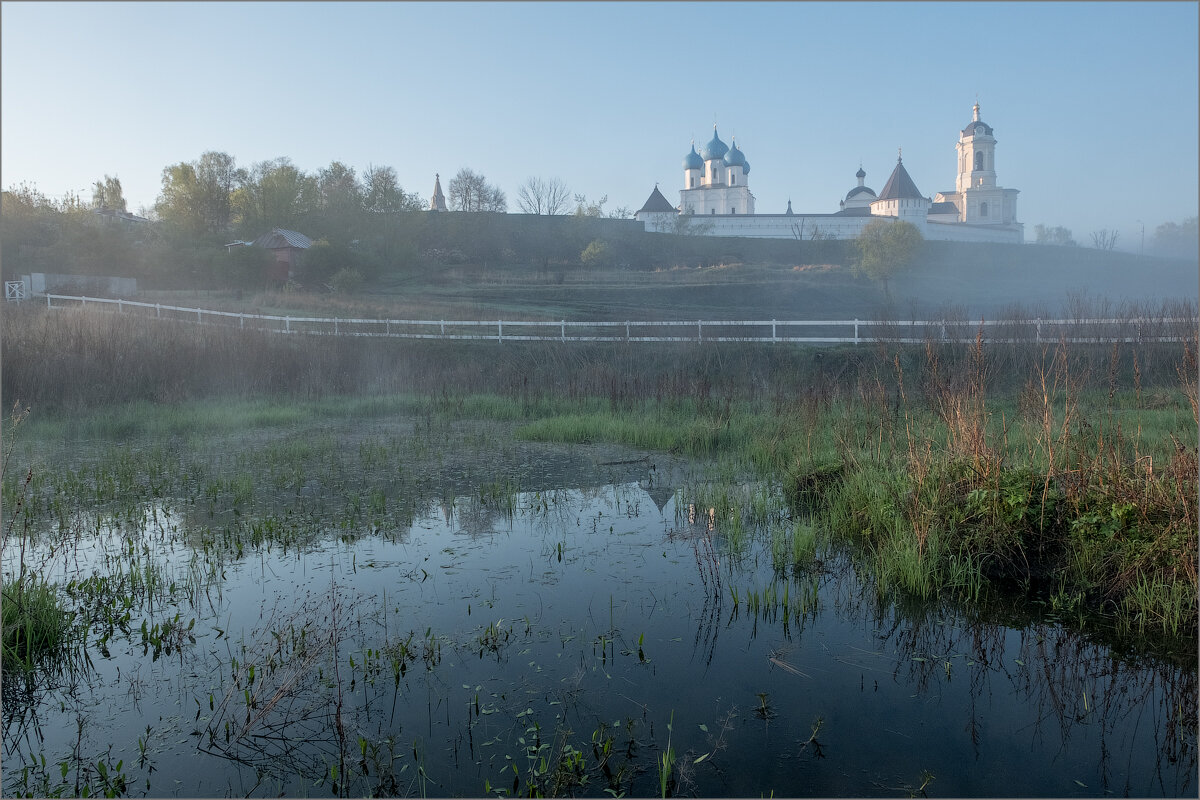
[251,228,313,282]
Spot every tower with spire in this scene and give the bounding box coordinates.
[429,173,448,212]
[933,102,1020,226]
[870,150,931,226]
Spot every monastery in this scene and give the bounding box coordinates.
[634,103,1023,244]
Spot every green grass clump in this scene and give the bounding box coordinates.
[2,575,71,670]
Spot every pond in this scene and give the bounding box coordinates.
[2,432,1195,797]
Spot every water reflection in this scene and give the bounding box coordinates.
[2,482,1194,797]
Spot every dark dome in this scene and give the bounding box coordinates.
[683,144,703,171]
[855,166,866,179]
[962,120,993,136]
[846,185,876,200]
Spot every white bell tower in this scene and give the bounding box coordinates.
[956,103,998,194]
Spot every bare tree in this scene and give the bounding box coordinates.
[572,193,608,217]
[448,168,507,212]
[672,208,713,237]
[516,176,571,215]
[1090,228,1120,250]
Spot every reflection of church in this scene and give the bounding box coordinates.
[636,104,1022,244]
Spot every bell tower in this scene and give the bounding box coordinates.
[956,103,997,194]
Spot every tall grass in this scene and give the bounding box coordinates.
[1,574,71,671]
[4,299,1195,643]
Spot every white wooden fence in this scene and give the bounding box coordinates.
[42,293,1196,345]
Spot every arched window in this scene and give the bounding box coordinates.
[980,202,988,217]
[731,174,736,185]
[974,152,984,171]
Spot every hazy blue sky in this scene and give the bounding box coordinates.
[3,1,1196,247]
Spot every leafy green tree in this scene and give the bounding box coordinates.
[155,162,203,235]
[91,175,127,212]
[1033,224,1076,246]
[1,184,61,272]
[855,219,923,293]
[195,151,245,234]
[232,158,314,236]
[1151,217,1198,260]
[155,151,245,238]
[362,164,421,214]
[314,162,363,216]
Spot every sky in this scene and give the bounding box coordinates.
[2,1,1197,248]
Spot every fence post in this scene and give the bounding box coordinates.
[156,303,161,318]
[440,320,445,337]
[81,296,86,307]
[334,318,338,335]
[561,320,565,342]
[1036,318,1041,344]
[386,319,390,336]
[286,316,291,333]
[47,295,52,309]
[626,321,630,341]
[118,299,123,314]
[197,308,202,323]
[240,313,244,329]
[854,318,859,345]
[772,319,777,343]
[498,320,503,343]
[698,320,702,343]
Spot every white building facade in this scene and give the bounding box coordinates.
[637,104,1023,244]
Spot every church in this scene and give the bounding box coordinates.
[635,103,1023,244]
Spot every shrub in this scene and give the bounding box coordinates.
[580,239,611,267]
[329,267,364,294]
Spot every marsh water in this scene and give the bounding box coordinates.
[2,421,1195,797]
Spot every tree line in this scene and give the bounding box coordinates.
[1033,219,1198,258]
[0,150,663,292]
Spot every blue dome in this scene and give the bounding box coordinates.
[701,128,729,161]
[742,159,750,175]
[683,144,703,171]
[724,140,746,167]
